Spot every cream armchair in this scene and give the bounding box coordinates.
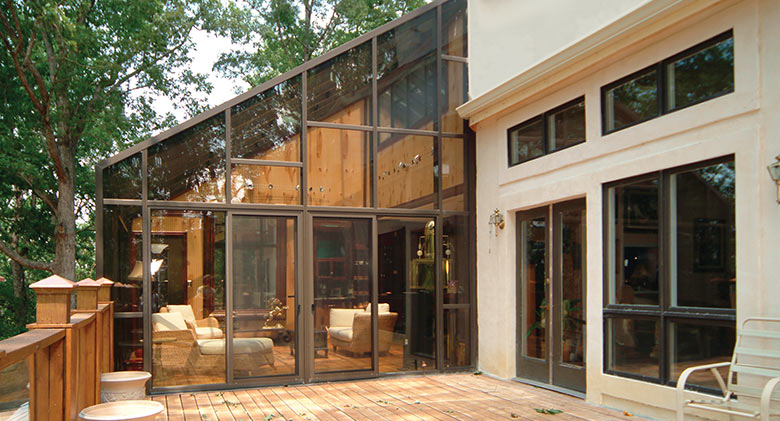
[164,304,224,339]
[327,303,398,355]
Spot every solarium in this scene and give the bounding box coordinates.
[95,0,473,393]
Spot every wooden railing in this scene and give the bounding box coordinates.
[0,275,115,421]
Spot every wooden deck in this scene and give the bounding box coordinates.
[151,373,638,420]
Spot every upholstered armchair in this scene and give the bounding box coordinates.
[327,303,398,355]
[164,304,224,339]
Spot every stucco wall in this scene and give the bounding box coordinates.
[467,0,647,99]
[472,0,780,418]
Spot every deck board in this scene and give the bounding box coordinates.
[151,373,639,420]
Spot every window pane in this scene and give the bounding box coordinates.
[508,118,544,166]
[114,316,143,371]
[547,99,585,151]
[441,61,467,134]
[377,10,437,130]
[607,317,660,379]
[103,205,143,313]
[672,161,735,308]
[231,165,301,205]
[442,0,467,57]
[231,77,301,161]
[605,70,658,132]
[442,137,465,211]
[669,321,734,390]
[444,215,470,304]
[609,179,660,305]
[103,153,142,199]
[560,207,586,367]
[148,114,226,202]
[522,217,546,360]
[150,210,226,387]
[443,308,471,368]
[307,128,372,207]
[378,133,435,209]
[667,36,733,111]
[307,42,372,125]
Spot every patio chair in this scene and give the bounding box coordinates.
[328,303,398,355]
[676,317,780,421]
[164,304,224,339]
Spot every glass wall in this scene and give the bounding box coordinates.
[97,0,472,391]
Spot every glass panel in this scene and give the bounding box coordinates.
[508,117,544,166]
[114,316,143,371]
[669,321,734,390]
[607,317,660,379]
[103,153,142,199]
[522,217,546,360]
[547,99,585,152]
[148,114,226,202]
[307,42,372,125]
[609,179,660,305]
[0,359,29,418]
[314,218,373,373]
[231,165,301,205]
[666,37,733,111]
[443,308,470,369]
[307,128,371,207]
[232,216,296,379]
[441,61,467,134]
[150,210,226,387]
[103,205,143,313]
[442,137,465,211]
[443,215,469,304]
[560,208,586,367]
[605,69,658,132]
[377,10,436,130]
[231,76,301,161]
[378,133,435,209]
[377,217,436,373]
[672,161,735,308]
[442,0,467,57]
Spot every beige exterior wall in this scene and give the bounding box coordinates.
[467,0,780,418]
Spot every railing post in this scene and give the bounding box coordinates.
[29,275,74,325]
[96,277,115,373]
[96,277,114,304]
[75,278,100,311]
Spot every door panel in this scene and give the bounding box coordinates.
[517,209,549,383]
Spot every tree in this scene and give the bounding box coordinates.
[214,0,428,86]
[0,0,221,288]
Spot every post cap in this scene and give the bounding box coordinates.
[96,277,115,286]
[76,278,101,288]
[29,274,75,290]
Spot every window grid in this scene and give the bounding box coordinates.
[507,96,585,167]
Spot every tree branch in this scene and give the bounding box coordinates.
[0,237,53,272]
[21,174,57,213]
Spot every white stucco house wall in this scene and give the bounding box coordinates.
[460,0,780,419]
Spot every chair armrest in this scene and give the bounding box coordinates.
[760,377,780,421]
[676,361,731,421]
[153,329,196,343]
[194,317,220,329]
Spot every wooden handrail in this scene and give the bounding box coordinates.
[0,329,65,371]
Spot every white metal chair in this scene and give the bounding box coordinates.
[676,317,780,420]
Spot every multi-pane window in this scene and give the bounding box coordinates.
[507,97,585,166]
[603,30,734,134]
[603,156,736,390]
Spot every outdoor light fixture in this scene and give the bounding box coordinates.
[768,155,780,203]
[488,209,505,236]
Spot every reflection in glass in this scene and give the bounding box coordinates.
[232,216,296,379]
[103,153,142,199]
[443,215,469,304]
[231,165,301,205]
[609,179,660,305]
[669,321,734,390]
[315,218,373,373]
[441,61,467,134]
[560,208,585,367]
[231,77,301,161]
[605,70,658,132]
[378,217,436,373]
[672,161,735,308]
[0,360,29,417]
[442,0,467,57]
[547,99,585,152]
[307,43,372,125]
[150,210,226,387]
[522,217,546,359]
[103,206,143,313]
[607,317,659,379]
[444,308,470,369]
[442,137,465,211]
[148,114,226,202]
[307,128,371,207]
[377,10,436,130]
[667,36,733,111]
[508,118,544,166]
[378,133,435,209]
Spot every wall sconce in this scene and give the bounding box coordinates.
[488,209,505,236]
[768,155,780,203]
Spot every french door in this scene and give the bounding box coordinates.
[517,199,586,392]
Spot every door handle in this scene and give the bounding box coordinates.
[311,303,315,313]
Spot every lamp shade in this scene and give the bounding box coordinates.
[768,156,780,181]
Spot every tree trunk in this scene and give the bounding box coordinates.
[52,143,77,282]
[10,237,27,331]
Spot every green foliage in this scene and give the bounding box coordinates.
[213,0,428,86]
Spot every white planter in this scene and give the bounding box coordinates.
[99,371,151,402]
[78,400,163,421]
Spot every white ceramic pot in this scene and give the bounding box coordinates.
[99,371,151,402]
[78,400,163,421]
